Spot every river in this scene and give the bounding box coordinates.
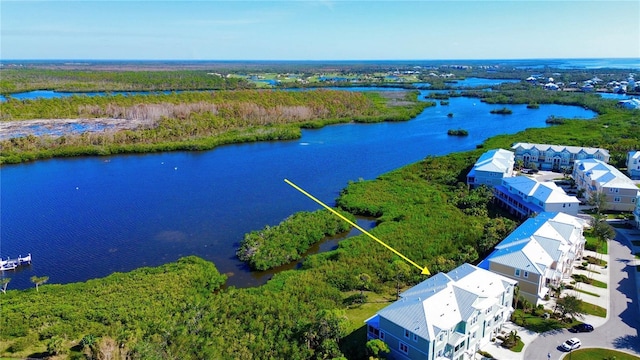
[0,87,597,290]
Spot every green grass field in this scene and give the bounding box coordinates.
[566,348,640,360]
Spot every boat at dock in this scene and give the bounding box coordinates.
[0,254,31,271]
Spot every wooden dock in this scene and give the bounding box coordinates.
[0,254,31,271]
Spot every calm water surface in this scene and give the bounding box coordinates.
[0,91,596,290]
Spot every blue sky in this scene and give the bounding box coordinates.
[1,1,639,60]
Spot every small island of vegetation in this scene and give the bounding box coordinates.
[447,129,469,136]
[237,210,353,271]
[545,115,567,124]
[490,107,513,115]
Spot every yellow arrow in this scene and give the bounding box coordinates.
[284,179,431,276]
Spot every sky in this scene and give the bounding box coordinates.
[1,1,639,61]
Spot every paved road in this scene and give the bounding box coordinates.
[524,230,640,360]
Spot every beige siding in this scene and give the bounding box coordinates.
[489,262,542,304]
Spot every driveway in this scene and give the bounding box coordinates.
[522,228,640,360]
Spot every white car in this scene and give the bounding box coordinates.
[561,337,581,351]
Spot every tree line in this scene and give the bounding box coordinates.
[0,90,430,164]
[0,69,253,94]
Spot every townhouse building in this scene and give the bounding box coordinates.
[493,176,580,218]
[366,264,516,360]
[573,159,639,212]
[512,143,609,172]
[478,212,586,305]
[467,149,515,188]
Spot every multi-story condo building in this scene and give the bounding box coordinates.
[573,159,640,212]
[467,149,515,188]
[479,212,586,305]
[493,176,580,218]
[512,143,609,171]
[366,263,516,360]
[627,151,640,179]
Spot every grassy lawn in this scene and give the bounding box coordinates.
[584,233,608,254]
[572,274,607,288]
[343,291,395,333]
[510,310,567,333]
[510,339,524,353]
[582,255,607,267]
[341,291,395,360]
[566,348,640,360]
[579,301,607,317]
[575,288,600,297]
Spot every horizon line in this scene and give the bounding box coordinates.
[2,57,639,62]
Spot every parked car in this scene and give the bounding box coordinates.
[561,338,581,351]
[569,323,594,333]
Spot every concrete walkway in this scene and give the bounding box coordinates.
[479,227,640,360]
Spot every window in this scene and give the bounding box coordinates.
[413,333,418,342]
[399,342,409,355]
[632,198,636,203]
[614,197,621,202]
[368,325,379,337]
[380,331,385,340]
[439,333,444,342]
[404,329,410,339]
[524,271,529,278]
[515,269,521,277]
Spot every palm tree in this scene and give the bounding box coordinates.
[503,330,521,348]
[392,260,411,300]
[0,277,10,294]
[587,190,608,215]
[513,285,521,310]
[30,275,48,292]
[357,273,371,297]
[555,295,585,321]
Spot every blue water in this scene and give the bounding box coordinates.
[598,92,633,100]
[0,90,597,290]
[0,90,177,102]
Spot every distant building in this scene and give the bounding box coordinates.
[627,151,640,179]
[467,149,515,188]
[494,176,580,218]
[512,142,609,172]
[366,263,516,360]
[573,159,640,212]
[544,83,559,91]
[479,212,586,305]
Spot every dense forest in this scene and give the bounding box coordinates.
[0,69,254,93]
[1,68,639,359]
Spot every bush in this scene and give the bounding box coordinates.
[477,350,496,359]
